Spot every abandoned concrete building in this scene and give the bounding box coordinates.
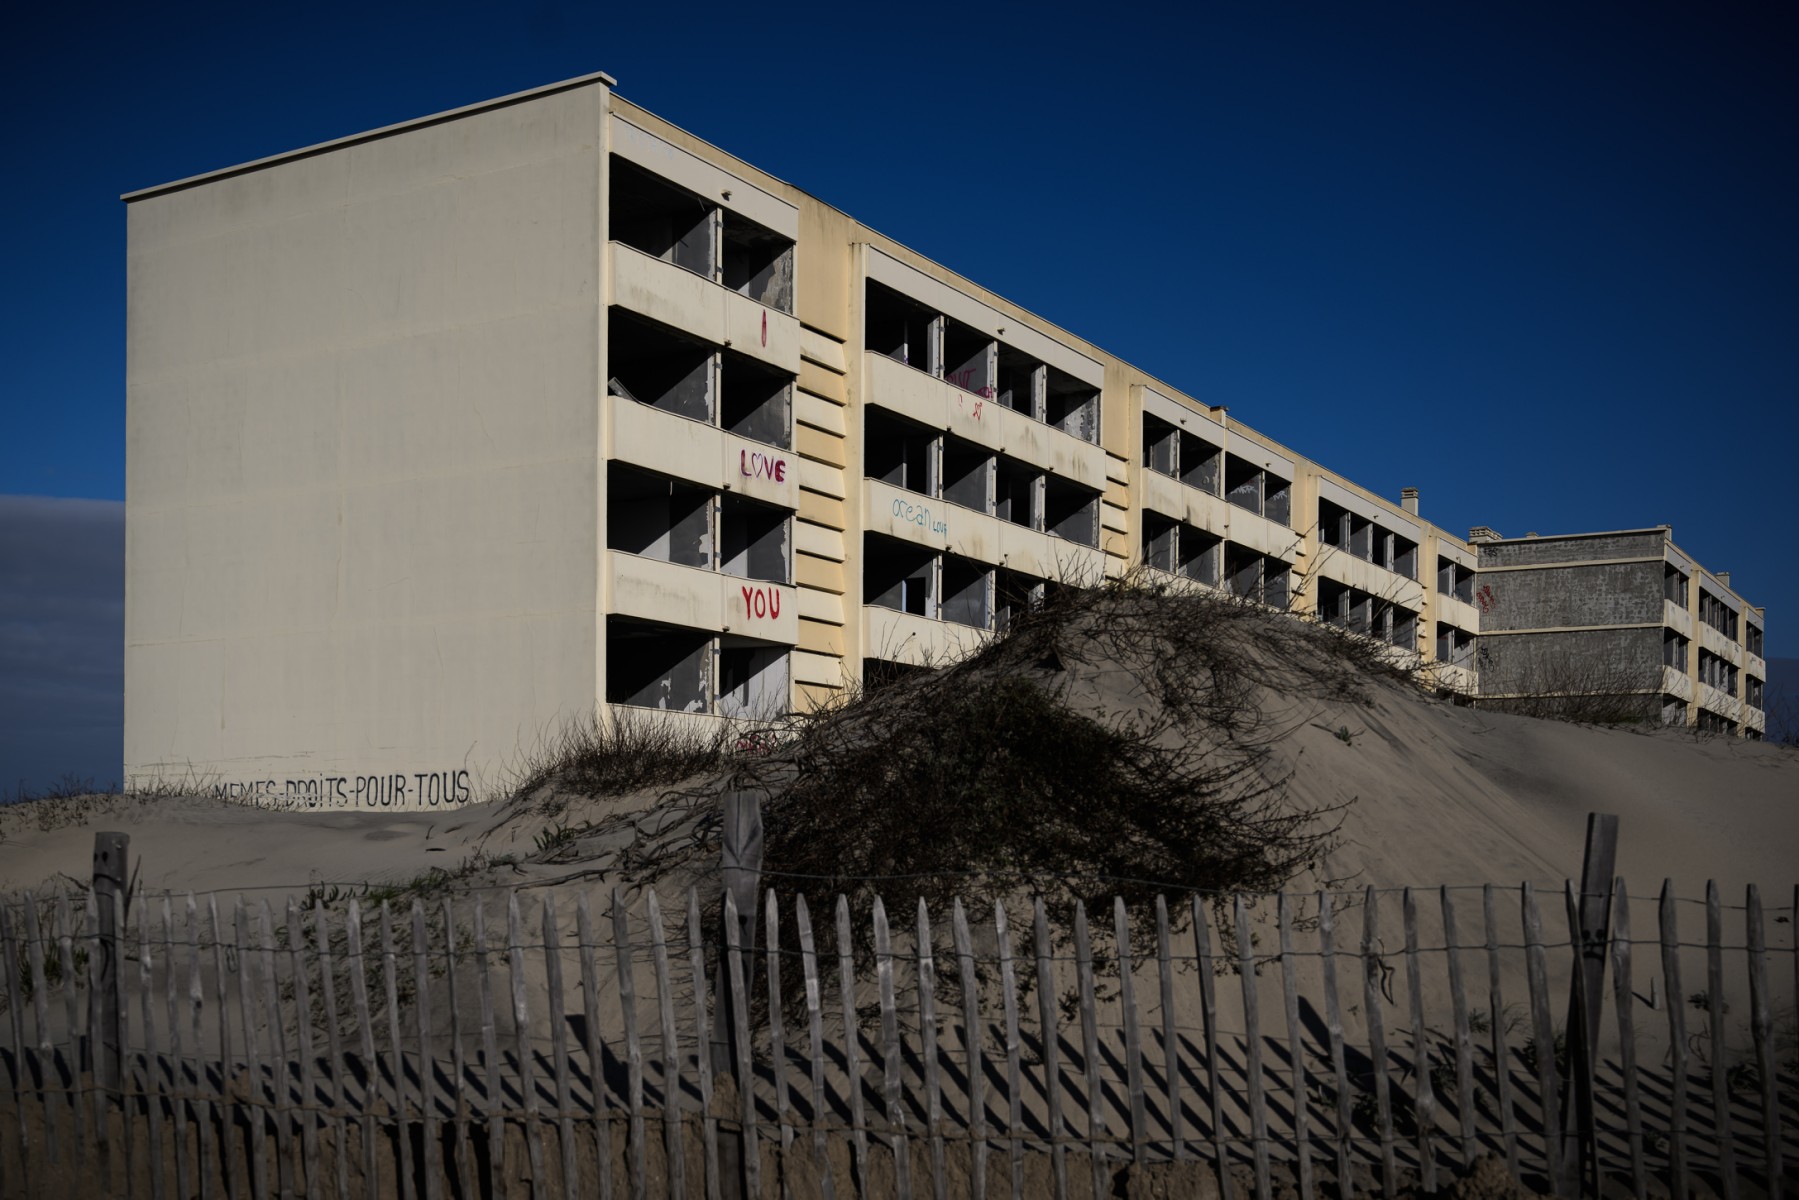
[1468,528,1767,738]
[120,72,1767,804]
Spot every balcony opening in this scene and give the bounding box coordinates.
[1224,543,1261,600]
[720,211,793,313]
[1181,527,1222,586]
[608,312,713,422]
[607,465,712,568]
[1143,415,1178,477]
[720,494,789,584]
[1747,623,1763,656]
[1044,477,1100,546]
[1181,433,1221,494]
[606,617,711,712]
[1347,591,1373,635]
[1263,560,1291,610]
[942,437,993,512]
[865,282,938,372]
[941,556,991,629]
[609,157,716,277]
[1746,675,1764,709]
[1265,474,1292,526]
[995,569,1044,632]
[1663,630,1688,672]
[995,347,1042,416]
[865,409,937,495]
[1143,511,1177,573]
[942,317,996,398]
[1319,500,1349,550]
[717,636,790,720]
[863,657,931,692]
[864,534,935,616]
[1391,535,1417,580]
[1224,455,1263,517]
[720,351,792,449]
[1662,696,1687,726]
[1044,365,1099,443]
[1318,579,1349,628]
[994,456,1040,528]
[1437,624,1476,670]
[1663,564,1688,605]
[1348,515,1374,561]
[1439,557,1474,602]
[1389,606,1417,649]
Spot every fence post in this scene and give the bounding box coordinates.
[714,788,762,1200]
[92,832,130,1092]
[1562,814,1616,1196]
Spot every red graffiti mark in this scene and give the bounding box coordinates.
[1475,584,1497,614]
[761,311,768,348]
[740,584,782,620]
[739,449,787,482]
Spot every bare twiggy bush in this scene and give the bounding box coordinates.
[505,710,738,811]
[1473,656,1669,727]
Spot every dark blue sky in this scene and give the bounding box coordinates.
[1,1,1795,786]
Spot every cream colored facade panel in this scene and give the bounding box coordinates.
[608,552,725,632]
[797,458,846,500]
[793,520,843,562]
[1141,386,1224,437]
[995,524,1109,582]
[798,618,846,658]
[610,244,801,375]
[1662,668,1695,703]
[1225,427,1296,484]
[799,361,847,403]
[1435,595,1480,631]
[791,649,846,688]
[797,491,846,531]
[865,247,1104,388]
[794,553,845,594]
[1697,622,1739,660]
[795,424,846,469]
[796,391,846,437]
[1226,508,1303,560]
[1664,601,1694,639]
[796,585,843,625]
[609,115,799,238]
[799,327,847,373]
[1315,553,1428,611]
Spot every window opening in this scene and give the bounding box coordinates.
[1044,365,1099,443]
[719,494,789,584]
[1224,456,1263,517]
[941,556,992,629]
[865,282,940,373]
[607,465,713,568]
[865,409,938,495]
[720,351,792,450]
[1043,477,1100,546]
[995,347,1043,417]
[607,617,711,712]
[608,311,714,422]
[941,436,994,513]
[720,211,794,313]
[609,157,717,277]
[994,456,1041,529]
[864,534,935,616]
[942,317,996,398]
[717,636,790,719]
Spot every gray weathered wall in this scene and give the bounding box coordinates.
[1476,561,1664,631]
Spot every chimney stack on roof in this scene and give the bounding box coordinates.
[1401,487,1419,515]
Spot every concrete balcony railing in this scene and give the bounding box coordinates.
[1137,471,1304,562]
[605,550,798,644]
[609,242,801,376]
[1697,621,1744,664]
[1662,599,1694,639]
[1661,666,1694,703]
[1433,594,1480,632]
[607,396,799,511]
[862,478,1108,582]
[862,604,992,667]
[1311,546,1428,613]
[865,353,1107,492]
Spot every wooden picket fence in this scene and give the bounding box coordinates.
[0,876,1794,1200]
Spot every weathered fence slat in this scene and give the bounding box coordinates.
[648,891,687,1200]
[473,895,505,1200]
[1,901,35,1187]
[1277,894,1314,1200]
[325,895,356,1200]
[378,903,411,1200]
[257,899,294,1200]
[175,896,202,1200]
[1073,900,1107,1200]
[1362,888,1399,1200]
[23,893,59,1169]
[1519,884,1561,1188]
[1658,881,1690,1200]
[766,892,794,1198]
[405,902,440,1200]
[1193,895,1233,1200]
[1317,891,1354,1200]
[61,894,90,1158]
[236,896,270,1200]
[580,891,618,1200]
[1156,895,1182,1169]
[1705,882,1739,1200]
[916,900,947,1200]
[138,900,166,1200]
[872,897,912,1200]
[1742,885,1783,1200]
[795,896,834,1200]
[615,888,649,1200]
[1608,883,1648,1200]
[442,900,475,1200]
[722,890,759,1200]
[313,900,349,1200]
[1402,889,1438,1195]
[952,900,986,1200]
[993,901,1023,1200]
[835,895,870,1197]
[1439,888,1477,1173]
[1115,898,1148,1168]
[89,891,115,1196]
[1482,885,1519,1178]
[542,894,578,1200]
[284,900,319,1200]
[111,881,137,1200]
[685,890,718,1200]
[508,891,548,1198]
[1031,897,1065,1200]
[1234,895,1272,1200]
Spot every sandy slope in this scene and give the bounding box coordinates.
[1,641,1793,907]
